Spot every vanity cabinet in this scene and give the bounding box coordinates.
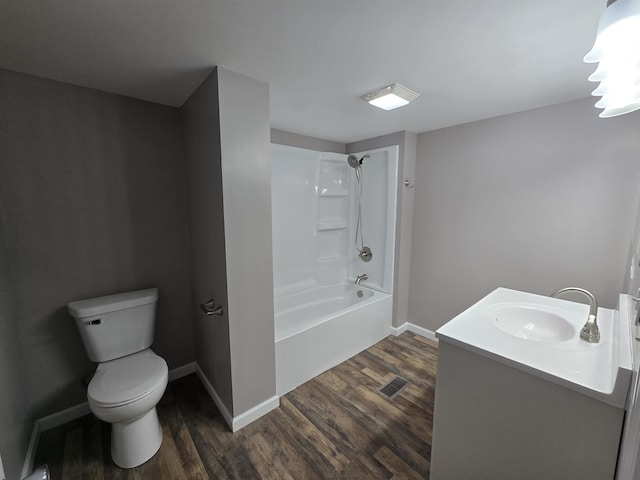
[430,287,633,480]
[430,340,624,480]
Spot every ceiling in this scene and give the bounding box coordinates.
[0,0,604,143]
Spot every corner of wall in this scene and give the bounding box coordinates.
[270,128,346,153]
[181,67,234,415]
[216,67,277,415]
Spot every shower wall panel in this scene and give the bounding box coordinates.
[271,144,397,296]
[271,145,318,294]
[347,147,398,295]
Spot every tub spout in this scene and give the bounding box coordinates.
[355,274,368,285]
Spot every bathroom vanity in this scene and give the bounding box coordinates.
[430,288,633,480]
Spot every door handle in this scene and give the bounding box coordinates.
[200,299,224,316]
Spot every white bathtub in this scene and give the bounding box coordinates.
[275,283,392,395]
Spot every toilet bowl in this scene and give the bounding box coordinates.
[68,288,168,469]
[88,349,168,468]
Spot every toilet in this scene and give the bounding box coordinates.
[68,288,168,469]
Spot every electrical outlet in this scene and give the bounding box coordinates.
[0,453,6,480]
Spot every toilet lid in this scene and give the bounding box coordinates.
[88,349,168,408]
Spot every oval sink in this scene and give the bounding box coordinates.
[490,305,575,342]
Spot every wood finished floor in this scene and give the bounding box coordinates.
[34,333,438,479]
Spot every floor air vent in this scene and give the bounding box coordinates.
[378,376,409,400]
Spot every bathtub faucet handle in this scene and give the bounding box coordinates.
[355,274,368,285]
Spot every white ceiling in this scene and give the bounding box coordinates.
[0,0,604,143]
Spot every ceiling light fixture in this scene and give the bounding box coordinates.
[361,83,419,111]
[584,0,640,117]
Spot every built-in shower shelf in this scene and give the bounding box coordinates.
[317,220,348,231]
[318,188,348,197]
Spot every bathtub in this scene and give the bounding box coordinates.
[275,282,392,395]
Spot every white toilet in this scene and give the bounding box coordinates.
[68,288,168,469]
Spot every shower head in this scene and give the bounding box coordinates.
[347,154,370,168]
[347,154,361,169]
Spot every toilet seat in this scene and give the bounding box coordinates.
[88,349,168,408]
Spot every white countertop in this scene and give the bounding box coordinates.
[436,287,633,408]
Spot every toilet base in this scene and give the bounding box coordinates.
[111,407,163,468]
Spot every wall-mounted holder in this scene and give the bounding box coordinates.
[200,299,224,316]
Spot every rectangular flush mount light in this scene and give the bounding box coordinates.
[361,83,419,110]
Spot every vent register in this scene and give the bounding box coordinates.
[378,376,409,400]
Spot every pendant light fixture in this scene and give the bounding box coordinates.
[584,0,640,117]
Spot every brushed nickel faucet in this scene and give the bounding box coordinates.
[355,274,368,285]
[551,287,599,343]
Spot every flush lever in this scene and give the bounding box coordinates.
[200,299,224,316]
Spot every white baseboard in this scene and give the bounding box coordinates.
[35,362,196,433]
[231,395,280,432]
[22,400,94,478]
[194,364,279,433]
[390,322,409,336]
[39,402,92,432]
[194,364,234,430]
[391,322,438,342]
[21,361,199,477]
[21,421,40,479]
[168,361,197,382]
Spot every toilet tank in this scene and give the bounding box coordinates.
[68,288,159,363]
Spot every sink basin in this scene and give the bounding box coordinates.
[435,287,634,409]
[488,304,575,342]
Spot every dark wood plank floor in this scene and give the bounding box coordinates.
[34,333,438,479]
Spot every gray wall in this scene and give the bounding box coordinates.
[347,131,418,327]
[183,67,276,417]
[218,68,276,415]
[0,68,195,430]
[271,128,345,153]
[409,97,640,332]
[182,69,234,412]
[0,213,31,480]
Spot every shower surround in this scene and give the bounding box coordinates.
[271,143,398,395]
